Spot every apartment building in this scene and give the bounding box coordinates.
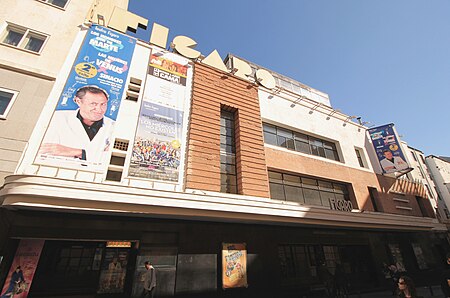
[0,5,448,297]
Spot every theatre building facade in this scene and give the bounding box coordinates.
[0,14,448,298]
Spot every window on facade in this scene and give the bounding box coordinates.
[220,109,237,194]
[37,0,69,8]
[388,244,406,272]
[1,24,47,53]
[268,171,350,208]
[411,243,428,270]
[0,88,18,119]
[355,148,365,168]
[420,154,426,164]
[368,187,381,212]
[263,123,340,162]
[415,196,430,218]
[411,151,418,162]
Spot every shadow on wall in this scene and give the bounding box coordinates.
[359,174,434,218]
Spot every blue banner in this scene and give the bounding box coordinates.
[56,25,136,120]
[368,124,410,174]
[37,25,136,171]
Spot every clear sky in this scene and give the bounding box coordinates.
[128,0,450,157]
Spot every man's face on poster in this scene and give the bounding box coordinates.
[383,151,393,159]
[75,91,108,124]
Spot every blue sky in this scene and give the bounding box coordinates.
[128,0,450,156]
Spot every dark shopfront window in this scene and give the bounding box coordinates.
[278,244,376,291]
[263,123,340,161]
[31,241,132,296]
[31,241,103,296]
[268,171,350,208]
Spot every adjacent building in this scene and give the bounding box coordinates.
[427,156,450,221]
[0,3,448,297]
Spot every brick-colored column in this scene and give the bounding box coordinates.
[185,63,270,198]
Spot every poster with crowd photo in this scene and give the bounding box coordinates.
[35,25,136,172]
[222,243,248,289]
[368,123,410,174]
[129,49,191,182]
[1,239,45,298]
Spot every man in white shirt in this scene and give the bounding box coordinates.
[380,149,408,173]
[39,85,113,167]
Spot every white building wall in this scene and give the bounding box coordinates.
[259,89,373,172]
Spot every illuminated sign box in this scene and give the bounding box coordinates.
[106,241,131,248]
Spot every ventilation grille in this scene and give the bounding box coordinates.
[114,139,129,151]
[106,139,130,182]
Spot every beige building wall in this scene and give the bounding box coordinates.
[0,69,54,182]
[0,0,129,77]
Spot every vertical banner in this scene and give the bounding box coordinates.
[36,25,136,171]
[368,123,410,174]
[128,48,191,182]
[1,239,45,298]
[222,243,247,289]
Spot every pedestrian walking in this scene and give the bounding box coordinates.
[397,276,421,298]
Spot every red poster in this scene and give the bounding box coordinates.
[1,239,45,297]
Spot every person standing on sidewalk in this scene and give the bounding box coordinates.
[397,276,420,298]
[141,261,157,298]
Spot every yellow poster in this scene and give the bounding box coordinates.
[222,243,247,289]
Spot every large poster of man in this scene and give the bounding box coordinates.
[35,25,136,171]
[368,123,410,174]
[128,49,191,182]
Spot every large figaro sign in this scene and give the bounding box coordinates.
[107,11,276,88]
[152,26,277,89]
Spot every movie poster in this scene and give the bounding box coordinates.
[368,123,410,174]
[222,243,248,289]
[97,249,129,294]
[128,49,191,182]
[36,25,136,172]
[0,239,45,298]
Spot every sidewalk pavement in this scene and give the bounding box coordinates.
[347,285,442,298]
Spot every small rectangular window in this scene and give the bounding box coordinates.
[0,88,19,119]
[355,148,365,168]
[1,24,48,53]
[368,187,380,212]
[37,0,69,9]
